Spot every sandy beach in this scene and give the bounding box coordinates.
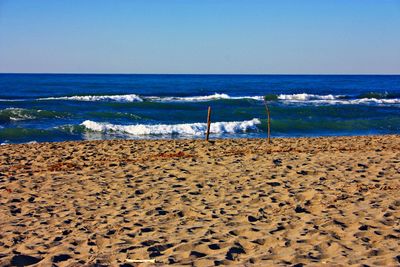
[0,135,399,266]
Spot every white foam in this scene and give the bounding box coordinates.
[0,99,27,102]
[39,94,143,102]
[16,92,400,105]
[276,93,400,105]
[339,98,400,105]
[278,93,340,101]
[81,118,261,136]
[1,108,36,121]
[0,108,64,121]
[282,97,400,105]
[147,93,264,102]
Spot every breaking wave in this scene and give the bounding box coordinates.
[39,94,143,102]
[37,93,263,103]
[0,92,398,105]
[336,98,400,104]
[38,93,400,105]
[277,93,342,101]
[80,118,261,136]
[277,94,400,105]
[147,93,264,102]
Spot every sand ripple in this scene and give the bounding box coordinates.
[0,136,399,266]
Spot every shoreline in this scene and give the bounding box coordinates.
[1,133,399,146]
[1,135,399,266]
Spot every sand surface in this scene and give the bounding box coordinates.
[0,135,399,266]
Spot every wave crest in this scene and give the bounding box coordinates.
[4,92,400,106]
[342,98,400,104]
[276,93,400,105]
[148,93,264,102]
[81,119,261,136]
[39,94,143,102]
[278,93,340,101]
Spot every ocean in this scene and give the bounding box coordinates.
[0,74,399,144]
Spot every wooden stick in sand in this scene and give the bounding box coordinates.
[206,106,212,141]
[263,99,271,144]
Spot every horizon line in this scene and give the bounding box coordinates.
[1,72,399,76]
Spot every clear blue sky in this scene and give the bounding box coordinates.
[0,0,399,74]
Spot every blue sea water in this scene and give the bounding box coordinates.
[0,74,399,144]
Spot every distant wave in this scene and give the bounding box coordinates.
[38,94,143,102]
[337,98,400,104]
[36,93,263,102]
[277,94,400,105]
[0,108,67,122]
[0,98,27,102]
[357,91,400,99]
[147,93,264,102]
[1,92,399,105]
[277,93,342,101]
[80,118,261,136]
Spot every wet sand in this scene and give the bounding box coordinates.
[0,135,399,266]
